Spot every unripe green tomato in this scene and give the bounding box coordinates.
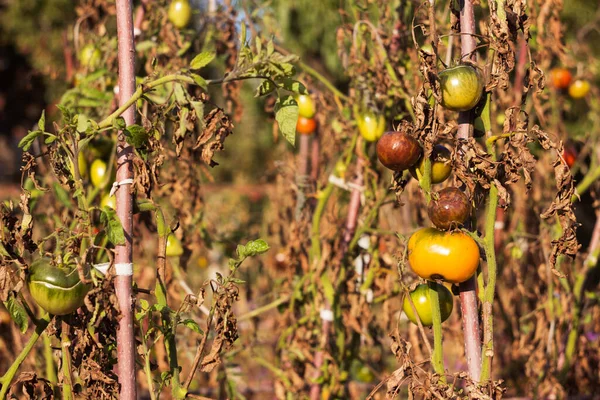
[68,152,88,179]
[90,159,110,189]
[296,94,316,119]
[27,258,90,316]
[410,144,452,184]
[439,65,484,112]
[166,233,184,257]
[402,283,453,326]
[168,0,192,29]
[568,79,591,99]
[357,112,386,142]
[78,44,102,69]
[100,193,116,210]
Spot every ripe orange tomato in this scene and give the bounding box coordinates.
[549,68,572,90]
[296,116,317,135]
[407,227,480,283]
[568,79,590,99]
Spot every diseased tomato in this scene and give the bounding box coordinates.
[168,0,192,29]
[410,144,452,184]
[357,112,386,142]
[427,187,470,230]
[402,283,453,326]
[439,65,484,112]
[296,116,317,135]
[408,227,480,283]
[550,68,572,90]
[296,94,316,119]
[568,79,590,99]
[166,233,184,257]
[27,258,90,316]
[376,131,422,172]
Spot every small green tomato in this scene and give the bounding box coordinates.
[402,283,453,326]
[166,233,184,257]
[168,0,192,29]
[357,112,386,142]
[439,65,484,112]
[295,94,316,119]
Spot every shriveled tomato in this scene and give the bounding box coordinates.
[410,144,452,184]
[550,68,572,90]
[296,116,317,135]
[568,79,590,99]
[408,227,480,283]
[428,187,470,230]
[402,283,453,326]
[439,65,484,112]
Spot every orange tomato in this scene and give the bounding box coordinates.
[563,145,577,169]
[296,116,317,135]
[550,68,572,90]
[407,227,480,283]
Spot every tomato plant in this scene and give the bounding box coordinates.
[427,187,471,230]
[296,94,316,118]
[296,116,317,135]
[439,65,484,112]
[550,67,572,90]
[408,227,480,283]
[402,283,453,326]
[168,0,192,29]
[376,131,422,171]
[410,144,452,184]
[27,258,90,316]
[357,111,385,142]
[568,79,590,99]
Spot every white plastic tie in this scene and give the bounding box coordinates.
[494,220,505,230]
[115,263,134,276]
[93,262,111,276]
[133,27,142,37]
[328,175,365,193]
[320,309,334,322]
[109,178,134,197]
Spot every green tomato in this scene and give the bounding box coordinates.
[27,258,90,316]
[100,193,116,210]
[410,144,452,184]
[357,112,386,142]
[439,65,484,112]
[402,283,453,326]
[78,44,102,69]
[68,152,88,179]
[166,233,184,257]
[90,159,110,189]
[168,0,192,29]
[295,94,316,119]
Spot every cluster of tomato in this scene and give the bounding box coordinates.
[374,64,484,326]
[295,94,318,135]
[549,67,591,99]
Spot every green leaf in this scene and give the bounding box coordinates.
[190,74,208,90]
[52,183,73,209]
[18,130,41,151]
[113,117,127,130]
[37,110,46,131]
[4,294,28,333]
[240,239,270,257]
[267,38,274,56]
[100,206,126,245]
[125,124,150,148]
[180,318,204,334]
[240,23,247,46]
[274,95,299,146]
[279,79,307,94]
[174,84,188,105]
[190,100,205,131]
[255,80,276,97]
[177,107,190,139]
[76,114,89,133]
[190,51,216,70]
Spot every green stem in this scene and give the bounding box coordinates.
[428,282,446,382]
[238,296,290,322]
[61,322,74,400]
[310,183,335,263]
[43,333,58,395]
[571,165,600,202]
[297,60,349,101]
[0,315,51,400]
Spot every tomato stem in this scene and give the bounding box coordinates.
[428,281,446,382]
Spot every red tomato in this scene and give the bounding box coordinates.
[296,116,317,135]
[550,68,572,90]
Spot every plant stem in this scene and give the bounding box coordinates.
[295,134,312,220]
[0,316,50,400]
[428,282,446,381]
[114,1,137,398]
[61,321,74,400]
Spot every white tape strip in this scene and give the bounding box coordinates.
[320,308,334,322]
[93,262,111,276]
[494,220,505,230]
[328,174,349,190]
[115,263,134,276]
[109,178,135,197]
